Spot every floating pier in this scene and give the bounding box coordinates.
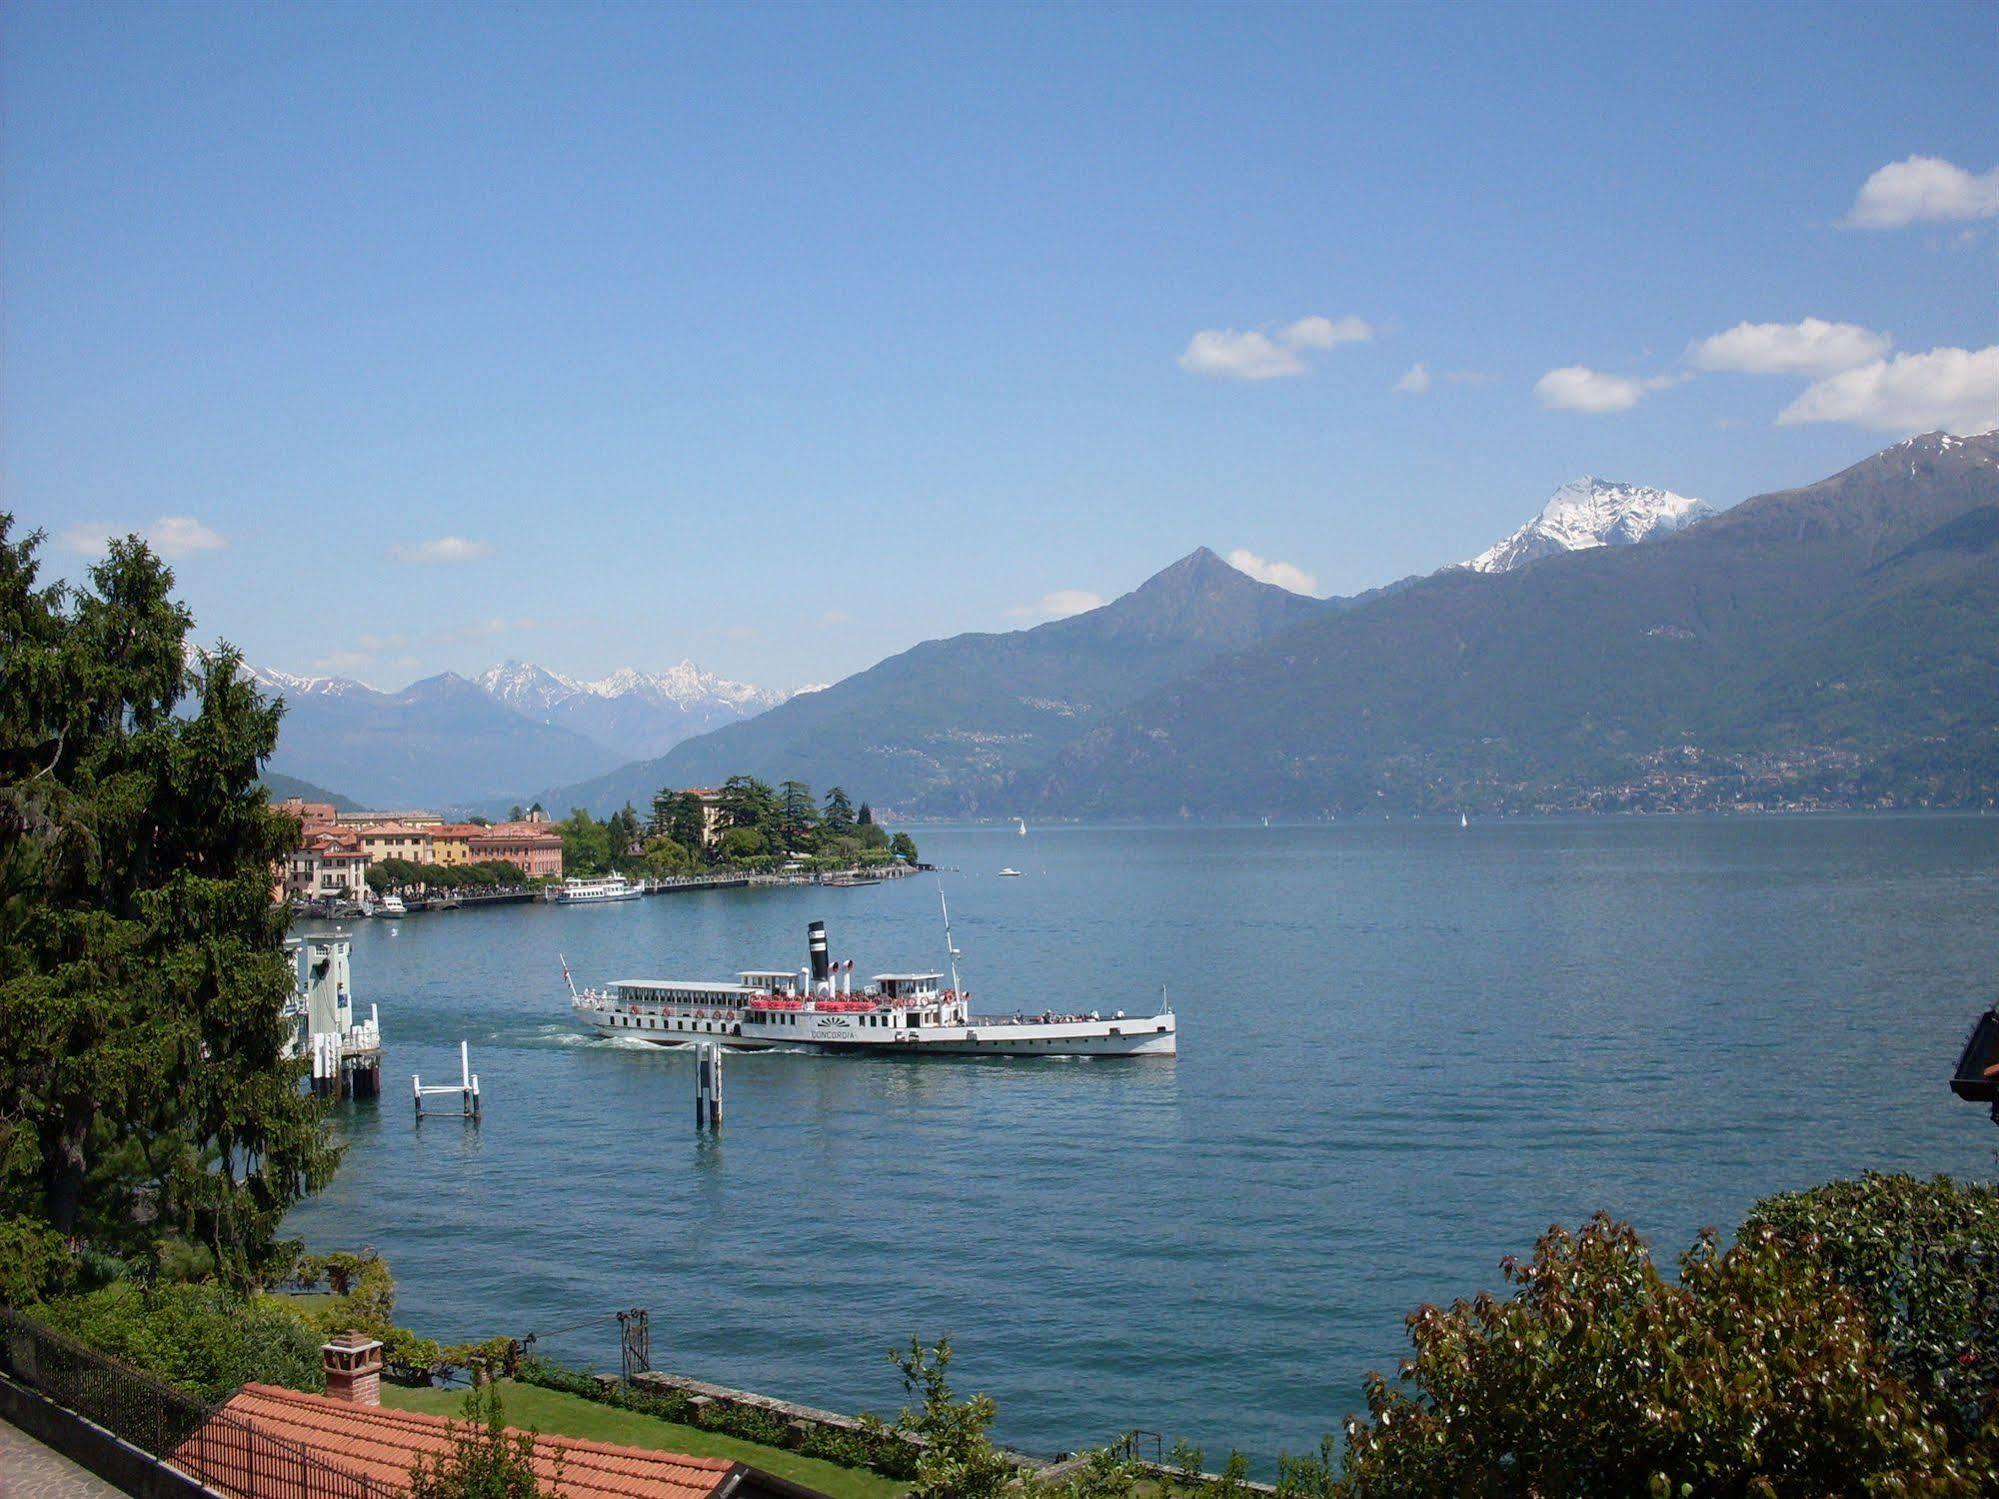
[414,1041,482,1119]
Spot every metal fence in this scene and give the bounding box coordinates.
[0,1307,400,1499]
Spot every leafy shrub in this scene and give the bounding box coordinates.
[1331,1213,1975,1496]
[0,1215,75,1305]
[1745,1172,1999,1451]
[34,1283,324,1401]
[513,1357,919,1479]
[408,1385,558,1499]
[889,1336,1016,1499]
[291,1249,444,1381]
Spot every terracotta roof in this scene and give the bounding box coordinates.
[180,1385,739,1499]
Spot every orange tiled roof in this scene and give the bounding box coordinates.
[180,1385,738,1499]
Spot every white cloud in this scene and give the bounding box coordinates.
[1008,588,1106,620]
[1226,548,1318,595]
[1777,345,1999,435]
[1689,318,1893,377]
[56,515,227,560]
[146,516,229,559]
[1393,362,1431,394]
[1281,315,1373,350]
[1847,155,1999,228]
[1179,314,1373,380]
[1179,329,1308,380]
[1534,365,1685,414]
[312,650,375,673]
[388,535,496,564]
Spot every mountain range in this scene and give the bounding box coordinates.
[256,437,1998,817]
[1027,431,1998,816]
[526,546,1324,816]
[476,660,792,762]
[257,659,795,809]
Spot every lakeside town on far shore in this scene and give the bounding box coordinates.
[279,780,923,918]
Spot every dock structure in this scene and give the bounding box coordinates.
[286,933,383,1100]
[414,1041,482,1120]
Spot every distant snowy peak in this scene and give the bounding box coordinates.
[573,661,786,711]
[1467,477,1715,574]
[477,660,582,715]
[470,658,792,762]
[249,665,373,698]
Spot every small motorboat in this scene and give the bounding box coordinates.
[998,867,1023,878]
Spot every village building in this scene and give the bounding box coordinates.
[356,822,437,867]
[428,823,482,865]
[468,821,565,878]
[285,829,371,901]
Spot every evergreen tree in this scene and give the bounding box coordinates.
[778,780,818,848]
[857,802,874,827]
[0,520,339,1293]
[823,785,855,836]
[603,802,642,862]
[718,775,779,839]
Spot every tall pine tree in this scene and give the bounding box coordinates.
[0,520,339,1295]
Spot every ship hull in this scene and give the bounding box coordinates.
[578,1007,1175,1057]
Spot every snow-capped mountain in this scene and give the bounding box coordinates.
[1466,477,1715,574]
[248,665,372,698]
[476,660,583,716]
[475,659,790,763]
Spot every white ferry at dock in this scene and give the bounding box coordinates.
[544,875,643,904]
[567,917,1176,1058]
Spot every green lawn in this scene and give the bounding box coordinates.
[380,1380,907,1499]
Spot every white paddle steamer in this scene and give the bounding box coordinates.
[567,914,1175,1058]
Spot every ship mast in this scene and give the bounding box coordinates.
[939,884,962,995]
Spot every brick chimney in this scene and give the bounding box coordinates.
[322,1331,384,1406]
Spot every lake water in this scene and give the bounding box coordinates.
[286,816,1999,1467]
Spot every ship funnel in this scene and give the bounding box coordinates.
[808,920,831,984]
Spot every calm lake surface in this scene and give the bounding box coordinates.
[287,816,1999,1465]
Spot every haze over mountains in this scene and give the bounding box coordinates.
[261,437,1998,817]
[529,546,1324,816]
[476,660,792,761]
[258,659,796,808]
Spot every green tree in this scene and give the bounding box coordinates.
[638,835,692,876]
[717,826,767,863]
[0,520,339,1293]
[823,786,856,836]
[603,803,642,865]
[889,1336,1016,1499]
[719,775,779,840]
[856,801,874,827]
[1331,1212,1974,1496]
[508,805,525,822]
[650,789,708,853]
[778,780,818,848]
[557,808,611,877]
[891,831,920,863]
[407,1385,558,1499]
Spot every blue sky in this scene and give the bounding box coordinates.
[5,1,1994,691]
